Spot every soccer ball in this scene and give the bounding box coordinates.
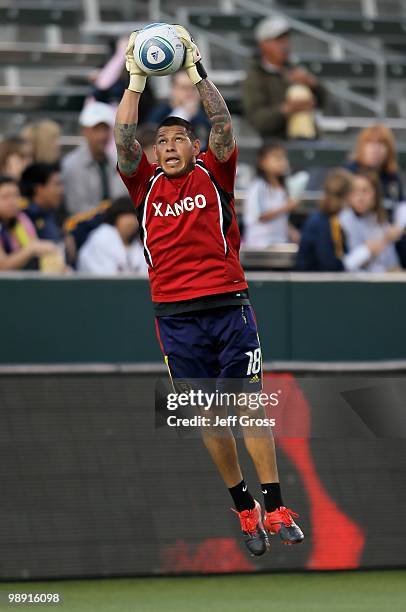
[134,23,185,76]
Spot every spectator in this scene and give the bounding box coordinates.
[0,176,56,271]
[296,169,352,271]
[147,72,211,149]
[91,37,155,126]
[346,125,404,209]
[340,172,403,272]
[21,120,61,164]
[77,196,147,275]
[0,136,33,180]
[393,203,406,268]
[64,202,110,267]
[20,163,64,243]
[63,123,159,266]
[136,125,157,164]
[243,143,301,246]
[61,101,126,215]
[242,15,326,140]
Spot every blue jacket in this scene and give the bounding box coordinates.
[24,202,62,243]
[296,211,345,271]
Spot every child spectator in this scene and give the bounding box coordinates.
[296,169,352,271]
[346,125,404,209]
[340,172,403,272]
[0,176,57,270]
[77,196,147,276]
[20,163,64,243]
[0,136,33,180]
[243,143,302,247]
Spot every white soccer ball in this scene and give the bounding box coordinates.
[134,23,185,77]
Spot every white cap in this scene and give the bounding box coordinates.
[255,16,291,42]
[79,101,115,128]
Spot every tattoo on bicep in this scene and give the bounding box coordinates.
[196,79,235,161]
[114,122,142,175]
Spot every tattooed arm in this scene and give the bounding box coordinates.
[196,78,235,162]
[173,25,234,161]
[114,89,143,176]
[114,30,148,176]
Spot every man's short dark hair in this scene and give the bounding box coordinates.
[0,175,18,190]
[104,196,135,226]
[20,163,60,199]
[157,116,197,141]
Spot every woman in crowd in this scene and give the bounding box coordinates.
[346,125,404,209]
[297,169,403,272]
[243,143,302,247]
[340,172,403,272]
[296,169,352,271]
[0,176,57,270]
[77,196,147,275]
[21,120,61,164]
[0,136,33,181]
[147,72,211,149]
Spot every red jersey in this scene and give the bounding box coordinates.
[118,146,248,302]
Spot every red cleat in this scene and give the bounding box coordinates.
[232,500,270,556]
[264,506,304,545]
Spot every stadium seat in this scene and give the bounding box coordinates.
[187,11,406,38]
[0,86,87,112]
[0,43,108,67]
[0,5,79,26]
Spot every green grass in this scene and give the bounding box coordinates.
[1,570,405,612]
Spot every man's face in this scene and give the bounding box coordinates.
[259,33,291,67]
[171,73,200,107]
[83,123,111,157]
[116,213,139,243]
[0,182,20,220]
[154,126,200,178]
[36,172,64,209]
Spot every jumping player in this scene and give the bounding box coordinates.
[114,25,304,556]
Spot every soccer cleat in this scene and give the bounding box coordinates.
[232,499,270,556]
[263,506,304,545]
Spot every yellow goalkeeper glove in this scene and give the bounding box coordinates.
[174,25,207,85]
[125,31,147,93]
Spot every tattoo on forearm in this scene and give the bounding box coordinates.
[196,79,234,161]
[114,122,142,176]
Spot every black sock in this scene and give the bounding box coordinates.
[261,482,284,512]
[228,480,255,512]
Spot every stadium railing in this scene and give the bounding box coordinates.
[1,272,406,365]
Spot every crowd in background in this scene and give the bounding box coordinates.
[0,15,406,275]
[244,125,406,272]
